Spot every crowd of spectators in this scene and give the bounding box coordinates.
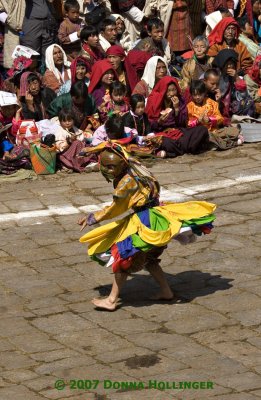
[0,0,260,174]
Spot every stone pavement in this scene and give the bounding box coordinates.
[0,143,260,400]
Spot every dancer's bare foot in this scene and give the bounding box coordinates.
[149,289,176,301]
[91,297,117,311]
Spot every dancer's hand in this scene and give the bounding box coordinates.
[78,216,88,231]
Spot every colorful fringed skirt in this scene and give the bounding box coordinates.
[80,201,216,273]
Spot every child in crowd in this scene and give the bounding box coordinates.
[54,108,85,153]
[0,92,23,159]
[54,108,97,172]
[187,80,224,131]
[58,0,84,60]
[91,114,137,147]
[98,81,129,123]
[204,69,221,102]
[187,80,244,148]
[147,18,171,64]
[80,26,105,67]
[122,94,152,137]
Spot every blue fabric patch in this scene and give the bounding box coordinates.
[1,140,14,152]
[116,209,151,259]
[117,236,139,259]
[137,209,150,227]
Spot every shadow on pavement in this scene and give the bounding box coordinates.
[93,270,233,308]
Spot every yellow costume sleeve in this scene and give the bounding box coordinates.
[93,174,149,222]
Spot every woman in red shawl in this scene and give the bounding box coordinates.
[208,17,253,74]
[146,76,209,157]
[146,76,187,131]
[70,56,91,86]
[88,60,118,107]
[245,55,261,114]
[124,50,152,92]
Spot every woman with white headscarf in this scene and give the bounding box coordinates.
[42,44,71,96]
[132,56,170,99]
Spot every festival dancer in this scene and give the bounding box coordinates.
[78,142,216,311]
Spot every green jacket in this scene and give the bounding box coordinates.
[47,92,97,120]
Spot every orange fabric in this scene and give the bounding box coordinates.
[208,41,253,73]
[187,98,224,131]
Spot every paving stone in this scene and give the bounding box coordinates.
[214,372,261,391]
[195,292,261,314]
[31,313,94,334]
[24,376,56,392]
[165,310,235,334]
[4,199,45,212]
[0,385,46,400]
[54,328,135,355]
[113,354,186,378]
[0,351,38,370]
[207,394,260,400]
[230,309,261,327]
[30,349,81,363]
[1,369,39,383]
[0,317,37,337]
[9,333,64,353]
[207,341,261,368]
[185,354,247,377]
[191,326,258,345]
[34,355,95,375]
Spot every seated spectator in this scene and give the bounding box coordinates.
[55,107,98,173]
[145,76,209,157]
[213,49,255,118]
[145,76,187,132]
[47,80,97,128]
[43,45,71,96]
[70,56,91,86]
[99,19,118,52]
[106,45,127,86]
[244,55,261,114]
[54,108,85,152]
[80,26,105,67]
[187,80,224,131]
[146,18,171,64]
[133,37,154,53]
[98,81,129,123]
[20,72,56,121]
[124,50,152,92]
[132,56,170,98]
[91,114,136,146]
[180,36,213,92]
[0,92,22,158]
[108,14,132,53]
[122,94,152,136]
[88,59,118,107]
[204,69,222,102]
[237,15,260,59]
[252,0,261,44]
[58,0,83,60]
[208,17,253,74]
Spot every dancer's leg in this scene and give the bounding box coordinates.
[146,263,174,300]
[92,272,128,310]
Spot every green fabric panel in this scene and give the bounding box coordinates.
[182,214,216,226]
[131,208,170,251]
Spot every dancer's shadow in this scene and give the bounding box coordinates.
[93,270,233,308]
